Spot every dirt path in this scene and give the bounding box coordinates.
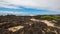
[30,18,60,29]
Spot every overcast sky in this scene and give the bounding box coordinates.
[0,0,60,15]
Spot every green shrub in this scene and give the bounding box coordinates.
[41,15,59,21]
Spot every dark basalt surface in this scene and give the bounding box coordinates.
[0,15,60,34]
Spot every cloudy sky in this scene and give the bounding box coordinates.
[0,0,60,16]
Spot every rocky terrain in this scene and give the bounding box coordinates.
[0,15,60,34]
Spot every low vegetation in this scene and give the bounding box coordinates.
[40,15,59,21]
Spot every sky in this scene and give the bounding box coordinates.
[0,0,60,16]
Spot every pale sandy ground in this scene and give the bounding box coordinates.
[0,22,24,32]
[30,18,60,29]
[8,26,24,32]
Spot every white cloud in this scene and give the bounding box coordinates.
[0,11,30,16]
[0,1,21,9]
[0,0,60,12]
